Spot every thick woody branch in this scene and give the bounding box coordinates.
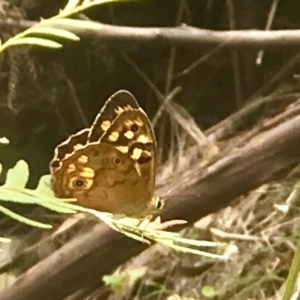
[85,26,300,49]
[2,18,300,49]
[1,111,300,300]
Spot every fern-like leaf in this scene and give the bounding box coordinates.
[11,38,62,49]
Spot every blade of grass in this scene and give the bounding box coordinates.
[282,232,300,300]
[0,204,52,229]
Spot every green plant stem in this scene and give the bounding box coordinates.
[282,232,300,300]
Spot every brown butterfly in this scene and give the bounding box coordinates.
[49,90,163,217]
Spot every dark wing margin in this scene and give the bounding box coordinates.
[88,90,140,143]
[49,128,89,172]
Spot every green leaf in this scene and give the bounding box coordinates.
[11,37,62,48]
[0,204,52,229]
[103,273,124,291]
[201,285,219,298]
[63,0,81,12]
[35,175,55,196]
[4,160,29,188]
[50,18,103,30]
[31,27,80,41]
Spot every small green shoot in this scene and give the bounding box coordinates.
[87,209,228,259]
[0,0,138,54]
[0,160,83,228]
[201,285,220,298]
[103,268,147,292]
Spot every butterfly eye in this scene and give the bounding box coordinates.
[113,157,122,165]
[131,124,139,132]
[71,178,87,189]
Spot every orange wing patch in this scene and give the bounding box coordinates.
[79,167,95,178]
[77,155,88,164]
[124,130,135,139]
[137,134,151,143]
[101,120,111,131]
[66,164,76,173]
[115,105,133,115]
[135,117,144,127]
[108,131,119,142]
[116,146,129,153]
[131,148,143,160]
[73,144,85,151]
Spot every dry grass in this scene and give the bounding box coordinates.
[105,170,300,300]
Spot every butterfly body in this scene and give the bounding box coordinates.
[50,90,162,217]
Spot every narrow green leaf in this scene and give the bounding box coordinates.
[63,0,81,12]
[141,229,180,239]
[50,18,102,30]
[4,160,29,188]
[107,222,122,233]
[0,163,2,177]
[0,204,52,229]
[120,229,149,243]
[157,239,227,259]
[174,237,219,247]
[31,27,80,41]
[83,0,130,8]
[0,189,41,204]
[11,38,62,49]
[39,201,78,214]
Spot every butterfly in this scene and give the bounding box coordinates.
[49,90,163,217]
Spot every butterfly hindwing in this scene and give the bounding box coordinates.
[50,128,90,173]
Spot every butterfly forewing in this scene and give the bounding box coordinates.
[89,90,157,199]
[99,109,157,198]
[88,90,140,142]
